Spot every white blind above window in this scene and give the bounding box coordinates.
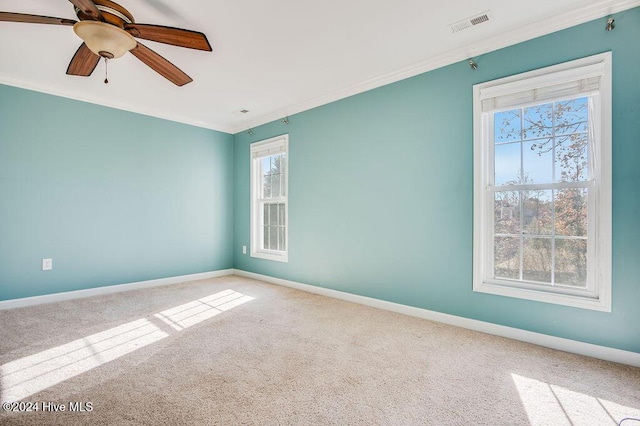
[479,61,605,112]
[251,137,287,159]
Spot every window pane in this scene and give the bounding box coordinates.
[555,134,588,182]
[523,103,553,140]
[269,204,278,225]
[494,237,519,280]
[494,191,520,235]
[523,139,553,184]
[523,190,552,235]
[261,158,271,175]
[555,239,587,287]
[263,226,269,249]
[555,189,588,237]
[263,204,268,227]
[269,227,278,251]
[263,174,272,198]
[278,203,286,226]
[271,173,281,197]
[280,156,287,196]
[278,227,286,251]
[495,142,521,186]
[495,109,522,143]
[523,237,552,283]
[555,98,588,135]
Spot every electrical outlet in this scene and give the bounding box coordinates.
[242,245,247,255]
[42,258,53,271]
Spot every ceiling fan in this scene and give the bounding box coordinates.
[0,0,212,86]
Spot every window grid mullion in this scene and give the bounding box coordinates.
[264,201,269,250]
[518,107,524,281]
[495,181,589,191]
[519,189,524,281]
[258,197,287,203]
[551,101,557,286]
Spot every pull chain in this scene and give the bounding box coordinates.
[104,57,109,84]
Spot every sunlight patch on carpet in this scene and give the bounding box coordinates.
[511,373,640,425]
[1,319,168,403]
[154,290,254,331]
[1,289,253,402]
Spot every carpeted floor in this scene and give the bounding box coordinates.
[0,275,639,425]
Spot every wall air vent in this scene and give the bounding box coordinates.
[448,11,492,33]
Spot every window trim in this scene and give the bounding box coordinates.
[472,53,612,312]
[250,134,289,262]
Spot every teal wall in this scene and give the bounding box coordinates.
[233,8,640,353]
[0,85,234,300]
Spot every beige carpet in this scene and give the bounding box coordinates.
[0,275,638,425]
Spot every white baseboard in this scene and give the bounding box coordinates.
[233,269,640,368]
[0,269,235,311]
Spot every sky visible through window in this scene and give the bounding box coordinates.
[494,97,588,186]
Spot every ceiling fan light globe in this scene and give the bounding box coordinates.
[73,21,136,59]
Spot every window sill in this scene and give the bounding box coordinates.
[250,250,288,263]
[473,280,611,312]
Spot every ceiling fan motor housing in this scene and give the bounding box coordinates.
[75,0,135,27]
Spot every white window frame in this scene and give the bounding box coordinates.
[473,52,612,312]
[250,134,289,262]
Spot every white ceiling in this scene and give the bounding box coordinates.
[0,0,636,134]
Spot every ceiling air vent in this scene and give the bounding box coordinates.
[448,11,492,33]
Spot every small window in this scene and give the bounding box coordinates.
[250,135,289,262]
[473,53,612,311]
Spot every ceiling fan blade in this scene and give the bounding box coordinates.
[0,12,76,26]
[130,43,193,86]
[68,0,103,21]
[67,43,100,76]
[124,23,212,51]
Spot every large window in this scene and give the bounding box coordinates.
[250,134,289,262]
[473,53,611,311]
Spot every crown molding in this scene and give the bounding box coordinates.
[229,0,640,134]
